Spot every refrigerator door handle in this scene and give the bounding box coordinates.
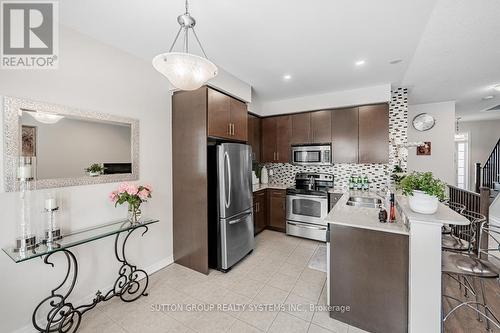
[224,151,231,209]
[228,216,247,225]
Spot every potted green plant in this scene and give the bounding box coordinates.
[85,163,104,177]
[399,172,446,214]
[391,165,406,185]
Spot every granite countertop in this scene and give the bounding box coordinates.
[252,183,291,192]
[396,195,469,226]
[325,191,409,235]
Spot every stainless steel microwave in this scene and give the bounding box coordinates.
[291,144,332,166]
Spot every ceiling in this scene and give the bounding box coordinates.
[61,0,500,120]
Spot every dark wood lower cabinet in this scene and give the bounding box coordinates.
[330,225,408,333]
[253,190,267,234]
[268,189,286,232]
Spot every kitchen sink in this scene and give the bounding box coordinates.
[346,196,382,209]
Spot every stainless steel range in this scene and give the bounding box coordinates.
[286,172,339,242]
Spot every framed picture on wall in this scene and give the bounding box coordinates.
[22,125,37,157]
[417,142,431,156]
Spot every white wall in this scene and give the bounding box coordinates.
[254,84,391,116]
[0,27,172,333]
[458,119,500,190]
[407,101,456,185]
[21,116,132,179]
[208,67,252,103]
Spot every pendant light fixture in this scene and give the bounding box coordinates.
[152,0,218,91]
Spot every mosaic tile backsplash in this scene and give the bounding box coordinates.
[264,88,408,191]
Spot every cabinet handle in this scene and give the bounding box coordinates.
[273,152,276,161]
[256,202,260,213]
[277,152,279,161]
[227,123,231,135]
[232,123,235,136]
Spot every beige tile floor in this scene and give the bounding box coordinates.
[79,230,369,333]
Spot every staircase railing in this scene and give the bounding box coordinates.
[448,185,490,253]
[448,185,490,217]
[482,138,500,189]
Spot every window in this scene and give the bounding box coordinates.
[455,133,469,189]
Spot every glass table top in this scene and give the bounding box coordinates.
[2,218,159,263]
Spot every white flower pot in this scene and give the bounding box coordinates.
[88,171,100,177]
[408,190,439,214]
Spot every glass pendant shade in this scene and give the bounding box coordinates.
[29,111,64,124]
[153,52,218,91]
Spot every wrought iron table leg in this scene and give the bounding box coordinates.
[102,223,150,302]
[32,249,83,333]
[32,223,150,332]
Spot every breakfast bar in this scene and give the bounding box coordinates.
[325,192,470,333]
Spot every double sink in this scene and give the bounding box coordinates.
[346,196,382,209]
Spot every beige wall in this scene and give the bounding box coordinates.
[459,119,500,190]
[0,27,172,332]
[407,101,456,185]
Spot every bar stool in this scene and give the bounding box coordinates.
[442,210,479,252]
[442,217,500,331]
[442,202,466,235]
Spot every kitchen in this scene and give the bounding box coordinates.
[171,85,489,333]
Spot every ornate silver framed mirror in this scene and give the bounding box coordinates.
[3,96,139,191]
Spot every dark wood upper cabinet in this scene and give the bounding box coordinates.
[207,88,231,139]
[291,113,311,144]
[332,107,359,164]
[358,104,389,164]
[261,116,290,163]
[230,98,248,141]
[268,189,286,232]
[207,87,248,141]
[248,114,261,162]
[276,116,291,163]
[261,117,277,162]
[311,110,332,143]
[258,103,388,164]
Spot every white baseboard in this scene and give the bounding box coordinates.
[10,256,174,333]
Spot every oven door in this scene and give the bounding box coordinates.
[286,194,328,225]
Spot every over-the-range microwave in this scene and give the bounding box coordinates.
[291,143,332,166]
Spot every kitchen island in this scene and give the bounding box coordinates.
[325,191,469,333]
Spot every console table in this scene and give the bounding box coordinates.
[2,218,159,333]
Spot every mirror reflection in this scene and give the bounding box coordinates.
[20,110,132,180]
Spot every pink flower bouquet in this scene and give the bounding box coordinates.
[110,183,152,223]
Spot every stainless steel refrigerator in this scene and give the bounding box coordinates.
[208,143,254,271]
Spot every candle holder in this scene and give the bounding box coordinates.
[43,194,62,249]
[14,156,37,253]
[43,207,62,249]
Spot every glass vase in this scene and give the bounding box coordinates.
[127,204,142,224]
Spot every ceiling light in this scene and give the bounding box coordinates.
[283,74,292,80]
[28,112,64,124]
[494,84,500,92]
[483,95,495,100]
[355,60,365,66]
[152,0,218,91]
[389,59,403,65]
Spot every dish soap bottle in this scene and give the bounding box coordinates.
[363,175,369,191]
[261,166,269,184]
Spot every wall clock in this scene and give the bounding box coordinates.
[412,113,435,131]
